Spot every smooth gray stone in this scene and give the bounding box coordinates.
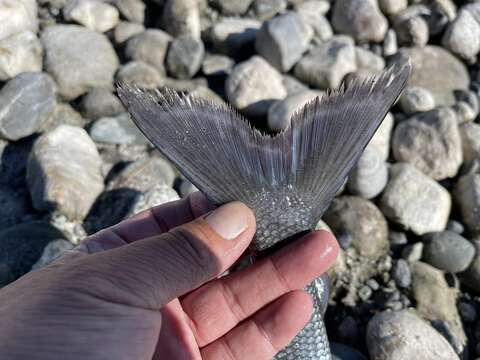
[116,61,164,89]
[225,56,286,116]
[294,35,357,89]
[253,0,287,21]
[399,86,435,114]
[324,196,388,260]
[113,0,145,24]
[212,0,252,15]
[41,25,119,100]
[162,0,200,39]
[392,259,412,288]
[454,173,480,234]
[442,8,480,63]
[0,72,56,141]
[380,163,451,235]
[202,54,234,76]
[209,18,260,57]
[332,0,388,43]
[367,310,459,360]
[347,145,388,199]
[89,113,148,145]
[125,29,171,75]
[392,107,462,180]
[63,0,119,33]
[255,12,312,72]
[393,46,469,106]
[423,231,475,273]
[80,89,124,120]
[113,21,145,44]
[166,35,205,79]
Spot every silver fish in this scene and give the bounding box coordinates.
[117,63,411,359]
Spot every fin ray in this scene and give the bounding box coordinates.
[117,63,411,217]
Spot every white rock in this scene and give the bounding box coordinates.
[442,8,480,63]
[0,31,42,81]
[27,125,104,220]
[454,173,480,234]
[64,0,120,33]
[347,145,388,199]
[294,1,333,42]
[459,122,480,167]
[127,184,180,217]
[41,25,119,100]
[255,12,313,72]
[294,35,357,89]
[162,0,200,39]
[226,56,287,116]
[210,18,261,56]
[367,310,459,360]
[379,0,407,15]
[332,0,388,43]
[392,108,463,180]
[0,0,38,40]
[369,112,394,161]
[399,86,436,114]
[113,21,144,44]
[380,163,451,235]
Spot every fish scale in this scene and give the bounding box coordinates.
[117,63,411,359]
[250,196,331,359]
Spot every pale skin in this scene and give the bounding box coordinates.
[0,192,338,360]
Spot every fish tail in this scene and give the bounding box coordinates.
[116,62,410,222]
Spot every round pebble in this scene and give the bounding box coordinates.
[422,231,476,273]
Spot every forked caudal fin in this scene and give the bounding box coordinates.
[117,63,411,241]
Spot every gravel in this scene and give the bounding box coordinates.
[3,0,480,357]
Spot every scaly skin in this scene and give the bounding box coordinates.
[247,193,332,360]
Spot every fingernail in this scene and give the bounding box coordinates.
[204,202,248,240]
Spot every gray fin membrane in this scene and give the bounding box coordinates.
[117,63,411,218]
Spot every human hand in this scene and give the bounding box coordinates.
[0,192,338,360]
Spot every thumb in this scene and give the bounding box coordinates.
[71,202,256,309]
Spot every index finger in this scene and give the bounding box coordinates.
[81,192,216,252]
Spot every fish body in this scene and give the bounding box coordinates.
[117,63,411,359]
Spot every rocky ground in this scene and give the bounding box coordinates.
[1,0,480,359]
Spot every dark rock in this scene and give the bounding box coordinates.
[0,222,65,286]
